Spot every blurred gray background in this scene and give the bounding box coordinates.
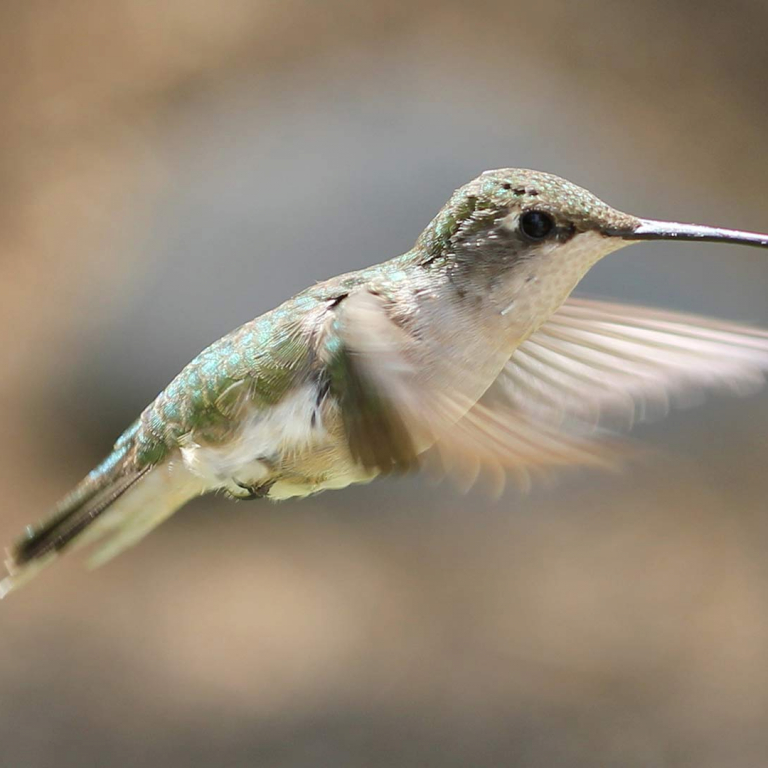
[2,2,768,766]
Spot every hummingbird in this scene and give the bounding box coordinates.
[3,168,768,597]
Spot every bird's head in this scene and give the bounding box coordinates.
[416,168,768,322]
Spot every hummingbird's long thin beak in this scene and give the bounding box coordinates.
[613,219,768,249]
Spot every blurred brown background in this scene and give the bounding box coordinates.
[2,2,768,766]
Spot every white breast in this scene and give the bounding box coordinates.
[180,384,326,490]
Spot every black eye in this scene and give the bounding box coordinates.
[519,210,555,240]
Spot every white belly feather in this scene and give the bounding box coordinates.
[179,384,363,499]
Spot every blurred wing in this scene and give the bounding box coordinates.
[328,289,421,474]
[333,292,768,494]
[493,298,768,433]
[331,291,623,490]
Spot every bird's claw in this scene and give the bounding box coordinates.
[233,479,275,500]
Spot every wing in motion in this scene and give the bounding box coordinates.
[331,292,768,492]
[500,298,768,430]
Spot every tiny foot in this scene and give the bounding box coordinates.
[233,479,276,501]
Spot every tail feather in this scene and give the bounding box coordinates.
[13,464,151,567]
[76,461,206,568]
[1,449,152,598]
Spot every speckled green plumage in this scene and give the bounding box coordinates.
[126,254,418,467]
[133,300,315,465]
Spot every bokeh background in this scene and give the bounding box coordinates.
[2,2,768,766]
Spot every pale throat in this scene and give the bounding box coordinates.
[491,231,630,343]
[406,233,625,404]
